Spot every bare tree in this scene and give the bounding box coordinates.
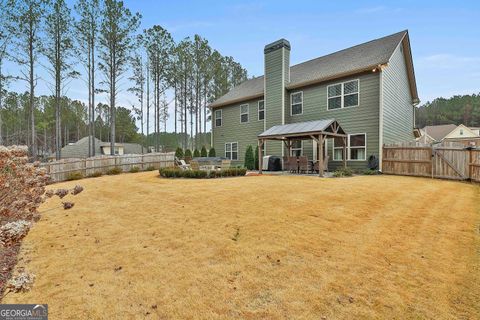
[98,0,140,155]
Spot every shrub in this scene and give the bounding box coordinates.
[159,167,247,179]
[66,171,83,181]
[333,167,354,178]
[208,147,216,157]
[254,146,259,170]
[201,146,208,157]
[193,149,200,157]
[87,171,102,178]
[175,147,184,159]
[361,169,378,175]
[144,165,155,171]
[106,167,122,175]
[129,166,140,173]
[244,145,255,170]
[184,149,192,163]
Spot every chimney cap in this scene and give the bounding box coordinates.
[264,39,291,54]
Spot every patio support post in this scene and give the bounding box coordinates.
[342,136,347,168]
[318,134,324,177]
[258,139,263,174]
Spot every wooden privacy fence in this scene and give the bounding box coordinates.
[41,152,175,182]
[382,142,480,182]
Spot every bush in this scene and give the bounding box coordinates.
[129,166,140,173]
[175,147,184,159]
[254,146,259,170]
[244,145,255,170]
[193,149,200,157]
[361,169,378,175]
[144,165,155,171]
[66,171,83,181]
[333,167,354,177]
[184,149,192,163]
[159,167,247,179]
[208,147,216,157]
[201,146,208,157]
[87,171,102,178]
[106,167,122,175]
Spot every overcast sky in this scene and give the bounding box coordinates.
[5,0,480,133]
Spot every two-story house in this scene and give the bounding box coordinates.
[210,30,419,171]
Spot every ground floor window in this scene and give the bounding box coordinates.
[332,133,366,161]
[290,140,303,156]
[225,142,238,160]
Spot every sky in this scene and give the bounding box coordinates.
[4,0,480,133]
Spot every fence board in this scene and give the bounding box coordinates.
[41,152,175,182]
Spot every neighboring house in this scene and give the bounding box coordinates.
[210,30,419,170]
[418,124,480,145]
[59,136,146,159]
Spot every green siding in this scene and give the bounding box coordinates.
[212,98,265,166]
[382,44,415,145]
[284,72,381,170]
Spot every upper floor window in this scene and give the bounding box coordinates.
[327,79,359,110]
[240,104,249,123]
[225,142,238,160]
[258,100,265,121]
[215,109,222,127]
[291,92,303,115]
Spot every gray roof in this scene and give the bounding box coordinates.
[422,124,457,141]
[211,30,410,108]
[258,119,344,138]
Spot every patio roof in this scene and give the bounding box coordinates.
[258,119,346,140]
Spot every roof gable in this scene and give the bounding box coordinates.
[422,124,457,141]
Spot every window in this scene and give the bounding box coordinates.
[258,100,265,121]
[240,104,249,123]
[291,92,303,115]
[290,140,302,156]
[328,79,359,110]
[460,129,464,135]
[215,109,222,127]
[225,142,238,160]
[333,133,366,161]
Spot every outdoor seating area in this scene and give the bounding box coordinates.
[283,155,329,174]
[175,157,231,171]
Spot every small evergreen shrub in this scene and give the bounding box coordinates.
[201,146,208,157]
[87,171,103,178]
[254,146,259,170]
[175,147,184,159]
[106,167,123,175]
[159,167,247,179]
[361,169,378,175]
[184,149,192,163]
[244,145,255,170]
[333,167,354,178]
[144,166,155,171]
[129,166,140,173]
[193,149,201,157]
[208,147,216,157]
[66,172,83,181]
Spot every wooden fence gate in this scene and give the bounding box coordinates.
[382,142,480,182]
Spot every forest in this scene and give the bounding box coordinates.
[0,0,247,159]
[415,94,480,128]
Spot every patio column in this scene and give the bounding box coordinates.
[318,134,324,177]
[342,136,347,168]
[258,139,264,174]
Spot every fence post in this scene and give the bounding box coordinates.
[469,147,473,180]
[431,146,434,179]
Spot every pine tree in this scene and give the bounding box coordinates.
[244,145,254,170]
[200,146,207,157]
[208,147,216,157]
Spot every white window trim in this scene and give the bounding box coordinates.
[290,91,303,116]
[327,79,360,111]
[240,104,249,123]
[290,140,303,156]
[215,109,222,127]
[225,142,239,160]
[258,100,265,121]
[332,133,367,161]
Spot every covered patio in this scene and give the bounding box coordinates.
[258,119,347,177]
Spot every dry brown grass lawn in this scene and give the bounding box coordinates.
[2,172,480,319]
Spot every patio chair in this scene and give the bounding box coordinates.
[176,158,191,170]
[298,156,308,173]
[313,155,330,173]
[287,157,298,173]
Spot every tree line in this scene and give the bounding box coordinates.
[0,0,248,160]
[415,93,480,128]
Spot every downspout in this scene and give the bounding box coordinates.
[378,67,384,172]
